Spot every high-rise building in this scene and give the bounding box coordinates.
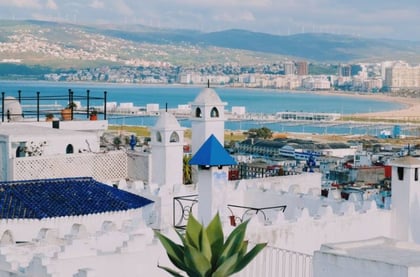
[295,61,308,76]
[385,62,420,91]
[283,61,295,75]
[338,64,351,77]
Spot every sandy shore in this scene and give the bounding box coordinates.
[314,91,420,121]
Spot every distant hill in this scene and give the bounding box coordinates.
[0,20,419,68]
[101,27,420,62]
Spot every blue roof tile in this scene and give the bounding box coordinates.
[0,177,153,219]
[189,134,236,166]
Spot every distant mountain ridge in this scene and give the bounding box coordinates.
[101,26,420,62]
[1,20,419,66]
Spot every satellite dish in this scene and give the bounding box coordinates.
[4,96,23,121]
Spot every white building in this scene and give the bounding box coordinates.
[1,87,420,277]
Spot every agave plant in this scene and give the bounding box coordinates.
[155,213,266,277]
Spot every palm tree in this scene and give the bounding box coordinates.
[155,213,266,277]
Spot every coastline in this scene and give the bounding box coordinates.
[1,80,418,121]
[272,88,420,121]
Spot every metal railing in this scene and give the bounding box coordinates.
[235,244,313,277]
[172,194,198,229]
[1,89,107,122]
[227,204,287,226]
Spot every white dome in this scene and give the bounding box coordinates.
[192,88,223,105]
[153,112,181,129]
[4,96,23,121]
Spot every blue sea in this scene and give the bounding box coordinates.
[0,81,407,135]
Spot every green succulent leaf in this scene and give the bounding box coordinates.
[212,253,239,277]
[205,213,224,267]
[217,220,249,266]
[156,214,266,277]
[157,264,186,277]
[185,214,203,250]
[184,242,212,277]
[154,231,187,271]
[233,242,268,274]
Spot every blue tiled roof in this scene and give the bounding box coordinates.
[0,177,153,219]
[189,134,236,166]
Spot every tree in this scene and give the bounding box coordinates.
[155,213,266,277]
[246,127,273,139]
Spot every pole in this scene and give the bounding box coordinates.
[103,91,107,120]
[86,89,90,118]
[36,91,40,122]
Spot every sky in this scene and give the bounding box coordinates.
[0,0,419,41]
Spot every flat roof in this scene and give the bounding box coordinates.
[0,123,90,138]
[319,237,420,267]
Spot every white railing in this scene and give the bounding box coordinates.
[10,151,127,182]
[235,244,313,277]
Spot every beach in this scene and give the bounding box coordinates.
[305,90,420,121]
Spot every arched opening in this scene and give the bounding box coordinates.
[210,107,219,118]
[16,146,25,158]
[0,230,14,245]
[195,107,202,118]
[66,144,74,154]
[156,131,162,142]
[170,131,179,143]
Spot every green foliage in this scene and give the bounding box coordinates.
[183,155,192,184]
[246,127,273,139]
[155,213,266,277]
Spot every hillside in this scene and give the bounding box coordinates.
[0,20,419,70]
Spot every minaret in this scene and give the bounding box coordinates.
[190,86,227,155]
[150,112,184,186]
[189,134,236,226]
[390,156,420,243]
[150,112,185,230]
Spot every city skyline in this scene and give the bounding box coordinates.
[0,0,419,41]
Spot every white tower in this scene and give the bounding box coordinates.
[390,156,420,243]
[190,87,227,155]
[150,112,185,186]
[150,112,185,230]
[189,134,236,226]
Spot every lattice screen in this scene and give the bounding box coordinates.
[12,151,128,182]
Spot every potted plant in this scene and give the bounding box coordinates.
[61,102,77,121]
[45,113,54,122]
[90,109,98,120]
[155,213,266,277]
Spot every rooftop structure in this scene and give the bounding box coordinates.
[0,177,153,219]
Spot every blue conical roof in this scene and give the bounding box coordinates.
[189,134,236,166]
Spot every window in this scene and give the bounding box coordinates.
[415,168,418,181]
[170,131,179,143]
[195,107,202,118]
[210,107,219,118]
[66,144,74,154]
[16,146,25,158]
[156,131,162,142]
[397,167,404,181]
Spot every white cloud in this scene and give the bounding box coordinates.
[45,0,57,10]
[0,0,42,9]
[213,11,255,23]
[89,0,104,9]
[111,0,133,17]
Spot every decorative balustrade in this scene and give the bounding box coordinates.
[227,204,287,226]
[172,194,198,229]
[11,151,127,182]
